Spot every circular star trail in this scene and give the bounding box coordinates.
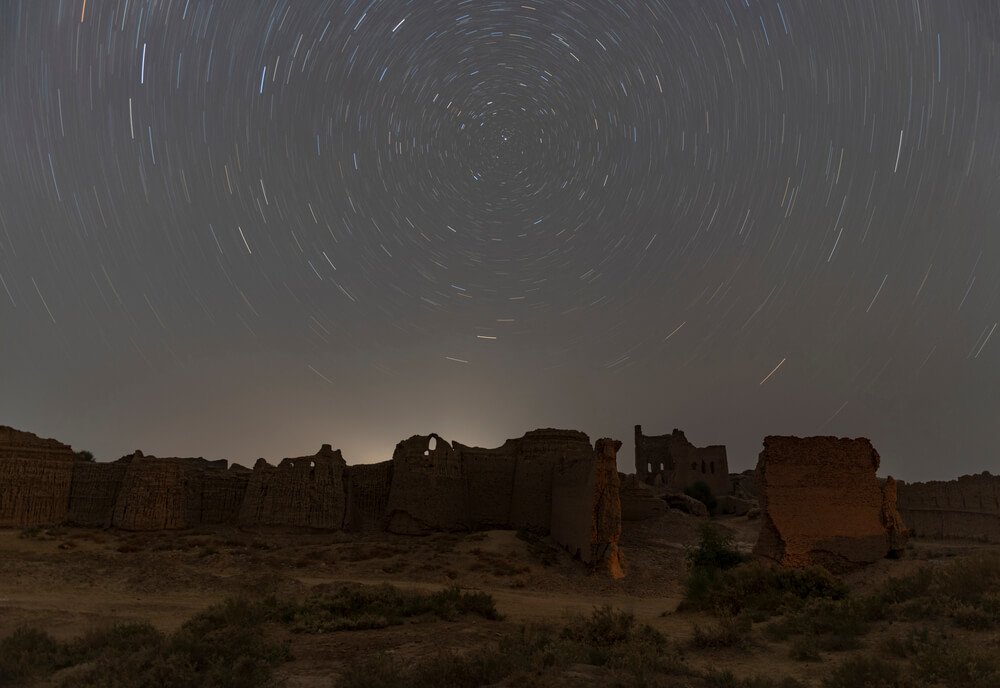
[1,1,998,478]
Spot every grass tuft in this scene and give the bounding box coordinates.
[821,655,903,688]
[689,612,754,650]
[278,584,503,632]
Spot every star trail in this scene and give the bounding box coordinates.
[1,0,998,480]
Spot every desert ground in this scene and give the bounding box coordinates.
[2,511,1000,687]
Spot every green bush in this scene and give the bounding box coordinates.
[683,556,847,619]
[681,524,753,611]
[686,524,748,571]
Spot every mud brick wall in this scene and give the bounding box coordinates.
[753,436,907,572]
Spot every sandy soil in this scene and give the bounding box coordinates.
[2,514,996,687]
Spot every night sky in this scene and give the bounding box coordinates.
[2,1,998,481]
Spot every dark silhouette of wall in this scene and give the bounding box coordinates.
[0,425,625,575]
[634,425,729,496]
[897,473,1000,542]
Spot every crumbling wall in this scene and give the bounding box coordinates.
[1,424,628,577]
[544,432,605,558]
[551,438,624,577]
[460,445,517,529]
[111,454,207,530]
[239,445,348,529]
[509,429,591,531]
[0,426,78,526]
[345,460,393,531]
[67,459,129,527]
[591,439,625,577]
[897,473,1000,542]
[68,455,245,529]
[385,434,470,534]
[634,425,730,496]
[201,465,251,525]
[753,436,907,572]
[0,426,80,462]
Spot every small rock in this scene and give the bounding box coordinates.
[663,493,709,518]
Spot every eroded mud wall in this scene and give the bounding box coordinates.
[0,426,79,526]
[239,445,348,529]
[753,436,907,572]
[897,474,1000,542]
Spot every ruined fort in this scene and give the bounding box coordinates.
[11,421,983,575]
[0,426,624,576]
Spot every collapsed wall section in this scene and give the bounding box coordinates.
[753,436,907,572]
[384,434,469,534]
[897,473,1000,542]
[239,445,348,529]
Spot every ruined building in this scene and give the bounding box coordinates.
[753,435,908,572]
[0,426,78,526]
[633,425,729,496]
[896,473,1000,543]
[0,425,624,576]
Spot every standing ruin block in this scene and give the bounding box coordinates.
[753,436,907,571]
[552,437,625,577]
